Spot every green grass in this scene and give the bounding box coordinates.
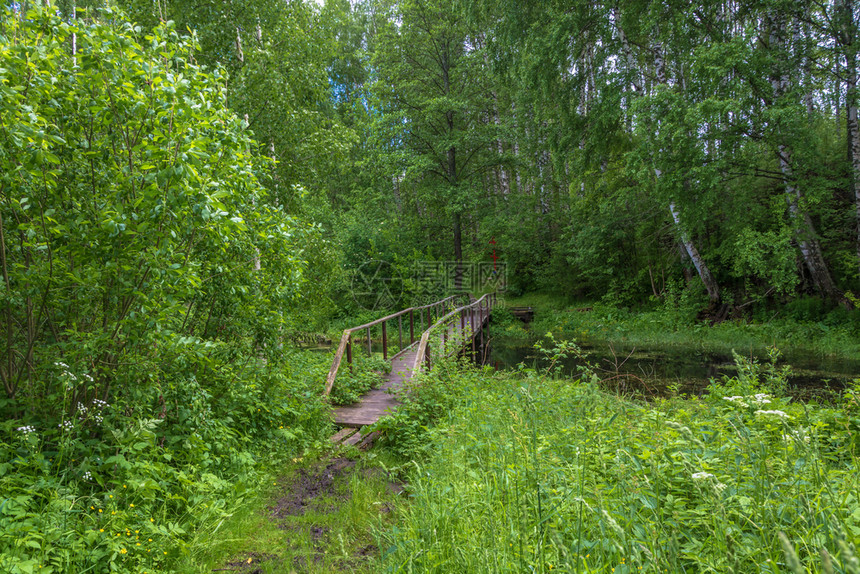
[179,449,402,573]
[379,352,860,573]
[500,292,860,359]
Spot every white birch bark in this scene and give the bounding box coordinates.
[769,11,839,298]
[651,41,720,302]
[838,0,860,280]
[613,7,642,93]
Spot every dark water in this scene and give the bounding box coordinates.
[489,338,860,400]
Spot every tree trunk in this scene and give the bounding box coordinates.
[669,202,720,302]
[769,11,840,299]
[838,0,860,281]
[651,40,721,302]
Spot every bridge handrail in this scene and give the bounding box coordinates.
[324,294,469,396]
[412,293,497,373]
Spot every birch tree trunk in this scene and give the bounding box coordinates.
[651,41,721,303]
[837,0,860,281]
[769,11,840,299]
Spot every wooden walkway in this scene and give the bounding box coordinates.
[327,295,494,441]
[332,349,417,427]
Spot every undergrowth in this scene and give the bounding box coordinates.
[0,348,333,573]
[502,294,860,359]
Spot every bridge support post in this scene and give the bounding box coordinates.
[366,327,371,356]
[382,321,388,360]
[479,300,484,351]
[398,316,403,351]
[410,310,414,343]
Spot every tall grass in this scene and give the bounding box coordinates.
[380,351,860,573]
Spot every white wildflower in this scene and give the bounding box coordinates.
[16,425,36,434]
[83,471,92,480]
[723,396,748,407]
[751,393,771,406]
[692,471,714,480]
[755,409,790,420]
[58,420,73,431]
[783,429,810,444]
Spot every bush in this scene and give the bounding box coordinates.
[0,7,327,572]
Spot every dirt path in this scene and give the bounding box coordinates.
[211,454,403,574]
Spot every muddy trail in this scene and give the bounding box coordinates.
[213,455,404,574]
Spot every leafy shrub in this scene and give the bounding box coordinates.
[330,353,390,405]
[0,7,329,572]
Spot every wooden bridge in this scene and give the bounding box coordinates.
[325,293,497,446]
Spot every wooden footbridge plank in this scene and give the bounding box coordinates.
[328,294,496,439]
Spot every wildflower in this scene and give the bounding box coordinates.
[58,420,73,431]
[755,409,790,420]
[16,425,36,434]
[83,471,92,480]
[130,504,134,508]
[751,393,771,405]
[692,472,714,480]
[120,548,127,554]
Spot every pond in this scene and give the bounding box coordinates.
[489,337,860,401]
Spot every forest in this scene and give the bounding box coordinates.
[1,0,859,572]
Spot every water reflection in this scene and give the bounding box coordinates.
[489,338,860,401]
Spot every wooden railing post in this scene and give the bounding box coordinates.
[366,327,371,356]
[460,309,465,333]
[426,307,431,330]
[471,309,476,359]
[398,315,403,351]
[425,341,431,368]
[382,320,388,360]
[347,334,353,371]
[410,310,415,343]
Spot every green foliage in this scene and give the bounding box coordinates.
[380,351,860,573]
[530,300,860,358]
[330,352,390,406]
[0,7,332,572]
[369,356,479,461]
